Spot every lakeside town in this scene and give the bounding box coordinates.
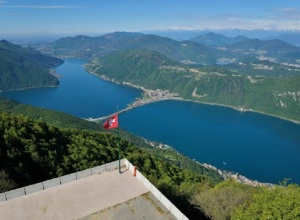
[127,86,180,108]
[84,76,182,122]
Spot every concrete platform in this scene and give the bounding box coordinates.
[80,192,177,220]
[0,168,150,220]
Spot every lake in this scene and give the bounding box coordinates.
[1,59,142,118]
[2,58,300,184]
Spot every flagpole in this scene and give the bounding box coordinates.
[117,105,121,173]
[102,107,121,173]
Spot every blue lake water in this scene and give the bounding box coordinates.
[121,101,300,184]
[2,58,300,184]
[1,59,142,118]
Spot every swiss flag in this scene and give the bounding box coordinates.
[103,113,119,130]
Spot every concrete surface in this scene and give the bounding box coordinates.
[0,168,149,220]
[80,192,177,220]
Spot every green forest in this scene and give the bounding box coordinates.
[0,40,63,91]
[1,108,300,219]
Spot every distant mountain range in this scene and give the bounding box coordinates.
[150,29,300,47]
[50,32,300,66]
[51,32,218,64]
[0,40,63,91]
[189,32,300,64]
[85,49,300,123]
[190,32,248,46]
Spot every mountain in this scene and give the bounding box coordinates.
[0,40,63,91]
[227,38,300,53]
[86,49,300,123]
[224,60,300,77]
[190,32,249,47]
[278,33,300,47]
[51,32,217,65]
[50,31,300,65]
[224,38,300,63]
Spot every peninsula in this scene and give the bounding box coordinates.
[84,49,300,124]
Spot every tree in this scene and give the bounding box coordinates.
[0,170,17,193]
[232,184,300,220]
[191,179,255,220]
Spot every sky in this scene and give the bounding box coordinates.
[1,0,300,38]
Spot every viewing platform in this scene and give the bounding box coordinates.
[0,159,187,220]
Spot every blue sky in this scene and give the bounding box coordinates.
[1,0,300,37]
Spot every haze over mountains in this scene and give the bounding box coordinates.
[153,29,300,47]
[190,32,249,47]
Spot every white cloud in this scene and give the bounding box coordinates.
[151,18,300,31]
[0,5,81,9]
[155,10,300,31]
[274,8,300,20]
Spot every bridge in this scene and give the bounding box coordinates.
[85,98,177,123]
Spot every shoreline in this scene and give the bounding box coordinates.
[143,138,273,187]
[179,99,300,125]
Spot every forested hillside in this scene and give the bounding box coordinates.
[1,112,300,220]
[0,97,101,130]
[0,40,63,91]
[0,112,214,219]
[86,49,300,123]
